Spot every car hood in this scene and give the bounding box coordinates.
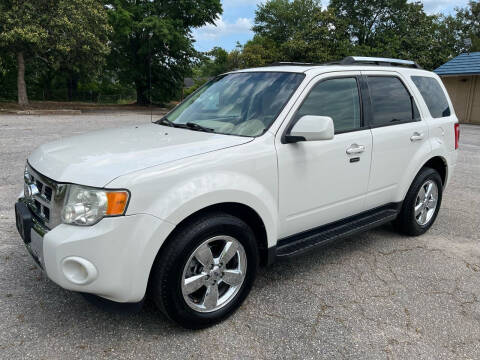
[28,123,252,187]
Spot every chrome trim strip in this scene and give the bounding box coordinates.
[25,164,67,229]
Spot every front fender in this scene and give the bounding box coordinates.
[147,171,277,247]
[160,184,277,248]
[107,139,279,248]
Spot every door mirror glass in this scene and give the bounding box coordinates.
[286,115,334,143]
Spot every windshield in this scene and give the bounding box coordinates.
[163,72,305,137]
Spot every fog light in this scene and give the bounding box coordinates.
[62,257,98,285]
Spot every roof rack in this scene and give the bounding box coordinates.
[268,62,318,66]
[339,56,422,69]
[266,57,422,69]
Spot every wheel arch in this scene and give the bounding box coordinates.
[155,202,271,270]
[398,155,448,204]
[421,156,447,186]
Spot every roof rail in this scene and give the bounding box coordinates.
[268,62,318,66]
[339,56,422,69]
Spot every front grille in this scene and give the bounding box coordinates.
[24,164,66,229]
[44,186,53,201]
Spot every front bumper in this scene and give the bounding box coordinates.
[15,201,47,269]
[15,200,175,303]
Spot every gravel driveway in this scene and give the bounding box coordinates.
[0,113,479,359]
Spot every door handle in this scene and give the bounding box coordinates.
[410,132,424,142]
[346,144,365,155]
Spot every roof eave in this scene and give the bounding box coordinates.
[436,73,480,77]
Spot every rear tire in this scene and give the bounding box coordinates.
[150,212,258,329]
[395,167,443,236]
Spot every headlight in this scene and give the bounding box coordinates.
[61,185,129,226]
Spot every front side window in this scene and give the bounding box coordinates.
[163,72,304,137]
[367,76,418,126]
[295,77,361,133]
[411,76,451,118]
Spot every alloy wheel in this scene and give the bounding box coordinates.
[181,235,247,313]
[414,180,439,226]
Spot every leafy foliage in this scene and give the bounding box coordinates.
[0,0,479,105]
[196,47,230,77]
[328,0,466,69]
[456,1,480,51]
[105,0,222,104]
[239,0,474,70]
[0,0,111,104]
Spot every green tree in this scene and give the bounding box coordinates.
[197,47,230,77]
[456,1,480,51]
[328,0,462,69]
[49,1,111,101]
[0,0,111,106]
[105,0,222,105]
[328,0,395,47]
[238,36,281,67]
[253,0,320,44]
[0,50,16,100]
[250,0,351,64]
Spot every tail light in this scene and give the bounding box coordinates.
[454,123,460,150]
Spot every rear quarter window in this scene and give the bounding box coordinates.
[411,76,451,118]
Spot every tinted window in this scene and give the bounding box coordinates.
[296,78,361,133]
[368,76,416,126]
[411,76,451,118]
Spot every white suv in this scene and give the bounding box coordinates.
[15,57,460,328]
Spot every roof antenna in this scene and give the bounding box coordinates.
[148,31,153,123]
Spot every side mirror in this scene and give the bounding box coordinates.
[285,115,334,143]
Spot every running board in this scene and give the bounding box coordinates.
[275,204,400,259]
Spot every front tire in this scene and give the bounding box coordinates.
[150,212,258,329]
[396,167,443,236]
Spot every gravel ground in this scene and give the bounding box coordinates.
[0,113,479,359]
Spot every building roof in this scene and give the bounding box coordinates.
[434,52,480,76]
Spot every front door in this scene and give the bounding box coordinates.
[276,73,373,238]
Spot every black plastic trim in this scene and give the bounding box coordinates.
[269,202,402,261]
[284,135,306,143]
[81,293,145,313]
[267,246,277,266]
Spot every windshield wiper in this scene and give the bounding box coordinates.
[186,122,214,132]
[156,117,176,127]
[156,118,213,133]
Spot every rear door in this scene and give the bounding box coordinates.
[362,71,431,209]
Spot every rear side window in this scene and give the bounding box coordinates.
[411,76,451,118]
[367,76,418,127]
[295,77,361,133]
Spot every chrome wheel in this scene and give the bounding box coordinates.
[181,235,247,313]
[414,180,439,226]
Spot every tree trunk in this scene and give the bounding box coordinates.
[135,81,149,105]
[17,52,29,106]
[67,72,79,101]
